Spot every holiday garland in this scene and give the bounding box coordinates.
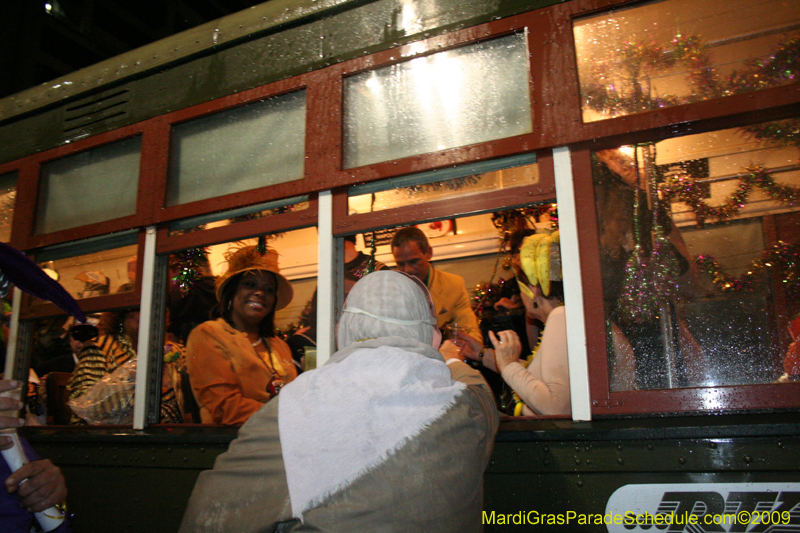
[582,32,800,226]
[660,165,800,228]
[582,33,800,117]
[471,278,511,323]
[695,241,800,296]
[612,145,681,326]
[170,248,209,296]
[470,205,559,321]
[490,204,558,263]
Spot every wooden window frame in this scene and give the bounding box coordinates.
[3,0,800,417]
[570,105,800,415]
[332,150,556,237]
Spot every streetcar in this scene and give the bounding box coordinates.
[1,0,799,531]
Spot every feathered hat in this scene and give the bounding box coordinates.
[518,231,562,298]
[215,243,293,311]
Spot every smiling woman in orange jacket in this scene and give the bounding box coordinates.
[186,245,297,426]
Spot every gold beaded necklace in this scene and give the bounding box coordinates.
[253,337,278,377]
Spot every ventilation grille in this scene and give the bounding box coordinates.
[62,88,131,134]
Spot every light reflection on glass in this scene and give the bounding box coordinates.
[344,33,532,168]
[349,159,539,214]
[595,117,800,393]
[37,137,141,234]
[574,0,800,122]
[36,244,139,300]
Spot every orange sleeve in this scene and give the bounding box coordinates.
[186,321,268,425]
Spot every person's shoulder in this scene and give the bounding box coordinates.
[546,306,567,327]
[431,266,465,283]
[189,318,231,338]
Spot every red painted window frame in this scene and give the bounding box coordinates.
[3,0,799,414]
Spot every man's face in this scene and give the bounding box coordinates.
[392,241,432,282]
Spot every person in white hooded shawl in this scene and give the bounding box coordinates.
[179,270,500,533]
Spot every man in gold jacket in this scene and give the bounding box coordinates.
[391,226,482,359]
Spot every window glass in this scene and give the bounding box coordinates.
[356,206,562,417]
[0,171,17,242]
[32,307,140,426]
[35,232,139,299]
[168,196,309,236]
[348,154,538,214]
[343,33,532,168]
[574,0,800,122]
[593,117,800,393]
[167,227,317,424]
[167,90,307,206]
[37,137,141,234]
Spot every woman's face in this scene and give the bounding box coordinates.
[230,271,277,331]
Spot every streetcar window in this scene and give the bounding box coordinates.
[0,171,17,243]
[31,307,141,427]
[574,0,800,123]
[170,228,317,425]
[167,89,307,206]
[36,136,141,235]
[343,32,532,169]
[593,116,800,392]
[348,154,539,214]
[35,233,139,300]
[167,196,309,236]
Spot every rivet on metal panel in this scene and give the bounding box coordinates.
[744,456,753,464]
[575,459,581,465]
[617,444,623,451]
[574,446,580,452]
[616,458,623,465]
[543,446,549,453]
[778,441,784,448]
[647,444,654,451]
[678,457,686,464]
[586,459,592,465]
[577,481,584,487]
